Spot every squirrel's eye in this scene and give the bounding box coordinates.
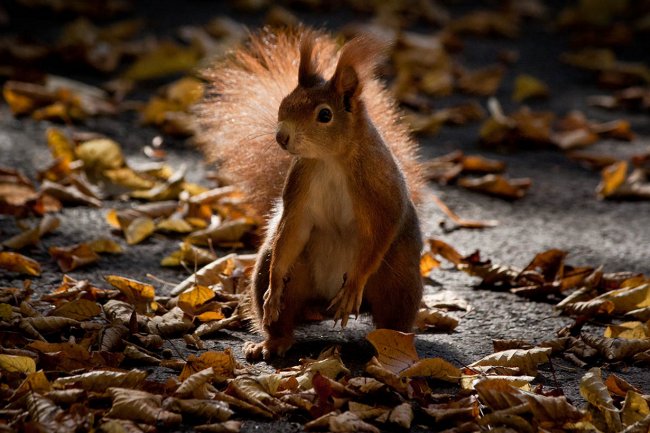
[317,107,332,123]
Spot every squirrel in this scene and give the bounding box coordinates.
[197,28,424,361]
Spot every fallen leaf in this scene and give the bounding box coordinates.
[0,354,36,373]
[0,251,42,276]
[366,329,418,374]
[579,367,622,432]
[49,243,100,272]
[107,387,182,426]
[512,74,549,102]
[458,175,532,200]
[399,357,461,382]
[469,347,551,375]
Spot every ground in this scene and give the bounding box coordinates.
[1,0,649,432]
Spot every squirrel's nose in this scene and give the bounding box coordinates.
[276,123,290,149]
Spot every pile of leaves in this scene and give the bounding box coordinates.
[2,264,649,433]
[426,239,650,368]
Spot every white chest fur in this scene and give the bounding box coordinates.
[304,161,357,299]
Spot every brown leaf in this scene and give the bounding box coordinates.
[2,214,60,249]
[0,251,42,276]
[457,65,505,96]
[107,387,182,426]
[49,243,100,272]
[458,174,532,200]
[366,329,419,374]
[469,347,551,375]
[52,369,147,392]
[582,333,650,362]
[178,350,236,382]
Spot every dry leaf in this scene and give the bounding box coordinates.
[366,329,419,374]
[0,354,36,373]
[49,298,101,321]
[414,308,459,332]
[52,369,147,392]
[49,243,100,272]
[458,175,532,200]
[123,41,201,81]
[512,74,549,102]
[580,367,622,432]
[105,275,156,314]
[107,387,182,426]
[124,216,155,245]
[399,357,461,382]
[469,347,551,375]
[178,350,236,381]
[0,251,42,276]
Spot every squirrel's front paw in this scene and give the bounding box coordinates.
[328,285,363,328]
[262,289,282,326]
[244,337,293,362]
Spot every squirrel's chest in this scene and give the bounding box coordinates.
[305,166,355,232]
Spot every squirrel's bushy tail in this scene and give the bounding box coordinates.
[196,28,423,219]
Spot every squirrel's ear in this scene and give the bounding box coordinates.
[331,33,388,102]
[299,32,320,88]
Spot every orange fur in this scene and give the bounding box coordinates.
[196,27,424,220]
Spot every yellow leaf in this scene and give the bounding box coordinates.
[15,370,51,395]
[185,218,256,246]
[512,74,549,102]
[105,275,155,314]
[399,358,460,382]
[179,350,236,381]
[597,160,628,198]
[621,390,650,426]
[580,367,622,432]
[46,127,75,164]
[420,251,440,277]
[123,41,201,81]
[156,217,194,233]
[0,251,41,276]
[88,238,123,254]
[49,298,101,321]
[366,329,419,374]
[103,167,155,190]
[0,354,36,373]
[75,138,125,173]
[3,84,37,115]
[124,216,155,245]
[195,310,226,322]
[0,303,12,320]
[178,285,216,314]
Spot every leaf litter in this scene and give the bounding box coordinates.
[2,0,650,432]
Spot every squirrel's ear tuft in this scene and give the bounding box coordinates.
[299,32,321,88]
[331,32,389,100]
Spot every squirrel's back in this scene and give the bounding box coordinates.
[197,28,423,219]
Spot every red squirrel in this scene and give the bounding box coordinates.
[198,29,424,360]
